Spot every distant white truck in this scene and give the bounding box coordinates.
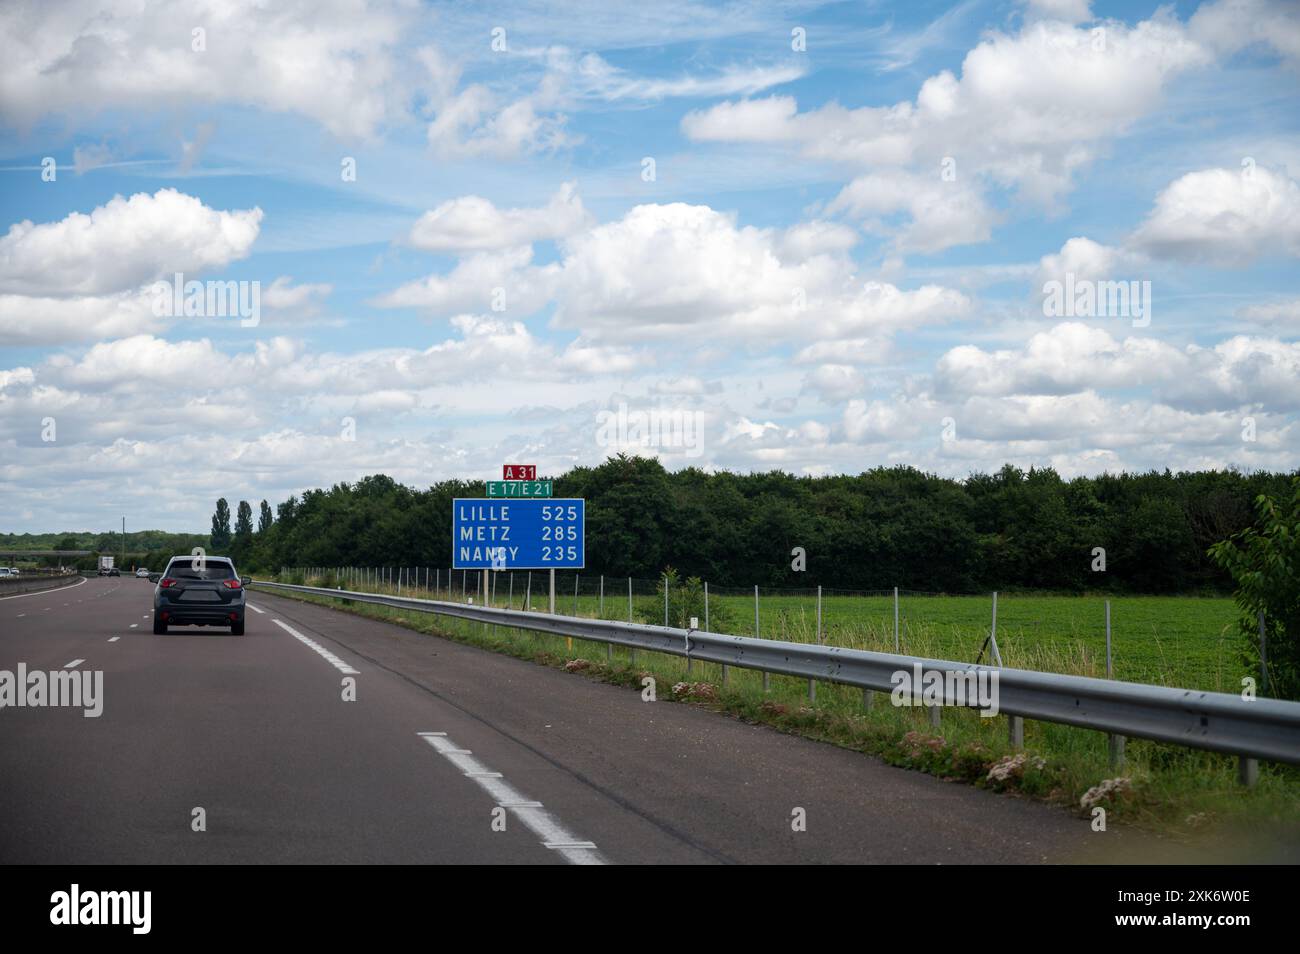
[98,555,115,576]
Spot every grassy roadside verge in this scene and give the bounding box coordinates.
[256,582,1300,842]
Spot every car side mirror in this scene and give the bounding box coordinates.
[240,576,251,587]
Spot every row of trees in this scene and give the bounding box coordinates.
[208,498,274,567]
[210,456,1297,595]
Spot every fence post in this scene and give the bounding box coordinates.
[628,577,636,666]
[809,585,821,702]
[1259,610,1268,695]
[894,586,899,653]
[567,574,576,652]
[603,574,610,662]
[990,591,1002,667]
[710,582,726,685]
[1106,600,1124,768]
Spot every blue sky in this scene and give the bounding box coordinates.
[1,0,1298,532]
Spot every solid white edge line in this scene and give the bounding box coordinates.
[418,732,606,865]
[0,576,88,601]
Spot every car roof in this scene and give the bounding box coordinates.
[164,555,234,565]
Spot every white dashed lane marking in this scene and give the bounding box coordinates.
[64,659,84,669]
[418,732,605,865]
[108,637,120,642]
[247,603,265,615]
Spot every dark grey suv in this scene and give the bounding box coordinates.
[153,555,248,635]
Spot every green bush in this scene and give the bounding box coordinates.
[635,567,736,631]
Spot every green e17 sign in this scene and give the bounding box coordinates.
[486,480,553,498]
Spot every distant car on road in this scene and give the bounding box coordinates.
[106,567,120,577]
[7,568,19,577]
[153,555,248,635]
[135,567,149,578]
[0,568,10,579]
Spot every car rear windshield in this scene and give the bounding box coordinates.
[165,561,235,580]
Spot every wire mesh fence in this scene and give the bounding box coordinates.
[271,566,1245,693]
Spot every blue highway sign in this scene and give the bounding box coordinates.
[452,498,585,569]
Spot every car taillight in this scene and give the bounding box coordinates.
[159,578,176,587]
[223,580,241,589]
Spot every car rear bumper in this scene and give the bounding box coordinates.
[156,603,244,626]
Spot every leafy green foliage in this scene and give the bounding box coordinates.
[1208,477,1300,699]
[242,456,1290,592]
[635,567,736,631]
[19,457,1288,596]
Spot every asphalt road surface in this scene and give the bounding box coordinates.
[0,576,1279,864]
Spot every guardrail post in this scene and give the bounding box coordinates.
[1008,715,1024,749]
[756,585,768,692]
[928,704,941,729]
[1238,756,1259,788]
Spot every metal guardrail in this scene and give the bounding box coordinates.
[0,574,84,598]
[251,580,1300,766]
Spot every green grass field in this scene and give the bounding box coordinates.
[698,591,1244,692]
